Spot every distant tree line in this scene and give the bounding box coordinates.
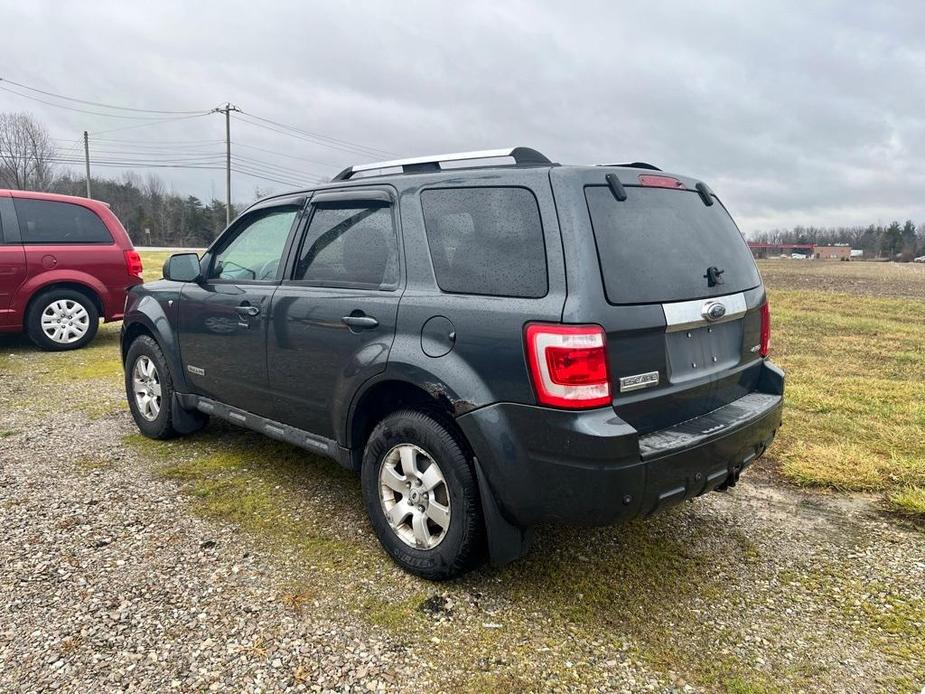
[748,221,925,261]
[0,111,268,247]
[52,171,237,247]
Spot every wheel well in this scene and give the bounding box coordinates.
[26,282,104,321]
[348,380,470,470]
[121,321,156,362]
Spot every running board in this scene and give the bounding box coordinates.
[174,393,353,470]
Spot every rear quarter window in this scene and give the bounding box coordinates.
[14,198,112,244]
[585,185,760,305]
[421,187,547,298]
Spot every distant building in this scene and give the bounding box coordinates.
[747,243,815,259]
[813,246,852,261]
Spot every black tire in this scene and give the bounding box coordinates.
[26,288,99,351]
[361,409,485,580]
[125,335,206,439]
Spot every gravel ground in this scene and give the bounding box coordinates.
[0,412,435,692]
[1,328,924,692]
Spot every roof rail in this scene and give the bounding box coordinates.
[599,162,662,171]
[332,146,552,181]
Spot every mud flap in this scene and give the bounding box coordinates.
[171,393,207,434]
[472,456,532,566]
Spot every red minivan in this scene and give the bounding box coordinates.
[0,190,143,350]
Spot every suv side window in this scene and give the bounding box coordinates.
[209,207,298,281]
[14,198,112,244]
[293,202,399,289]
[421,187,547,298]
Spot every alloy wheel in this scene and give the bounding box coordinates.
[378,443,451,549]
[132,355,162,421]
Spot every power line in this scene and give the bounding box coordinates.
[0,84,212,121]
[87,114,212,136]
[236,110,394,156]
[3,78,389,193]
[89,137,225,146]
[232,153,323,179]
[78,148,225,159]
[233,112,391,159]
[232,166,303,188]
[0,76,208,114]
[234,142,339,168]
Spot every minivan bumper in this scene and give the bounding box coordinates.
[456,360,784,529]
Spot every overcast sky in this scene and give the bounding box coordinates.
[3,0,924,233]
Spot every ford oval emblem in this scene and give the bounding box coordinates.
[702,301,726,321]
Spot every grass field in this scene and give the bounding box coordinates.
[758,260,925,516]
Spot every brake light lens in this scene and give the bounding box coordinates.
[525,323,611,409]
[638,174,685,189]
[759,301,771,357]
[124,250,144,279]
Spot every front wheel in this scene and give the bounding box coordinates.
[361,410,485,580]
[125,335,206,439]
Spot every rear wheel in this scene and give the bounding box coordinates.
[361,409,484,580]
[26,289,99,351]
[125,335,206,439]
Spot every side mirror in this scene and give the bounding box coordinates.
[163,253,202,283]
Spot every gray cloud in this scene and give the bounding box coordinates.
[3,0,924,232]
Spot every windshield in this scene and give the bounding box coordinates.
[585,185,761,305]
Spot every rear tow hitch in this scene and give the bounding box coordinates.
[717,443,766,491]
[716,465,742,491]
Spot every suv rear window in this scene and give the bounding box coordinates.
[14,198,112,244]
[421,187,547,298]
[585,186,760,305]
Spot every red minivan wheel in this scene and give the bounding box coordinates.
[25,288,99,351]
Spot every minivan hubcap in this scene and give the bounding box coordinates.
[41,299,90,344]
[132,355,162,421]
[378,444,451,550]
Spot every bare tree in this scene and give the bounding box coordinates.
[0,112,57,191]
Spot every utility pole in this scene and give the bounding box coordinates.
[212,103,240,226]
[83,131,91,199]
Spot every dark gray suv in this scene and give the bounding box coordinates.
[121,147,784,579]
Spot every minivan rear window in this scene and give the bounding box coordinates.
[585,186,760,305]
[14,198,112,245]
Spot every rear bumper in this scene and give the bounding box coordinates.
[457,360,784,529]
[102,280,140,322]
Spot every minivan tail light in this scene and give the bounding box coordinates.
[124,250,144,279]
[525,323,611,409]
[759,301,771,357]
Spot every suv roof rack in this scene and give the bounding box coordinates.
[599,161,662,171]
[332,146,552,181]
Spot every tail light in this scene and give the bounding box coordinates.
[124,250,144,279]
[525,323,611,409]
[759,301,771,357]
[638,174,685,189]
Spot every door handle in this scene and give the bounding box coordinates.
[235,304,260,317]
[341,314,379,329]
